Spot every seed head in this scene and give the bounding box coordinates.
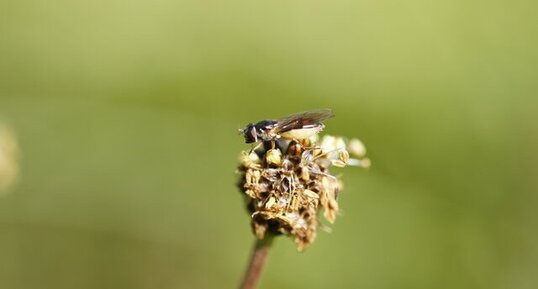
[237,134,369,251]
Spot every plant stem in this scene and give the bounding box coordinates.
[239,237,273,289]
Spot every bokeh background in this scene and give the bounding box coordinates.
[1,0,537,288]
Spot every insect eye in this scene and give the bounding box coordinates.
[244,124,258,143]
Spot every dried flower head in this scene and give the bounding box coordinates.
[237,133,369,251]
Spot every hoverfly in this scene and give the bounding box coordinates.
[241,109,334,144]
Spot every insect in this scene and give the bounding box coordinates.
[241,109,334,144]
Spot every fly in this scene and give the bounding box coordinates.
[241,109,334,144]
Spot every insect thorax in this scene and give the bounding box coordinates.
[255,120,279,141]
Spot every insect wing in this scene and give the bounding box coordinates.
[273,109,334,133]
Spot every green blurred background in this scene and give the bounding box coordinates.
[1,0,537,288]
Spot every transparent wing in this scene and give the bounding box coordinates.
[273,108,334,133]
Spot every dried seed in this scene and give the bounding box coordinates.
[265,196,276,209]
[303,189,319,200]
[265,148,282,166]
[330,159,347,167]
[339,150,350,163]
[300,167,310,181]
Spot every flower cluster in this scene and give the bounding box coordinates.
[237,135,369,251]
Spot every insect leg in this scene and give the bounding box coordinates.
[248,142,263,154]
